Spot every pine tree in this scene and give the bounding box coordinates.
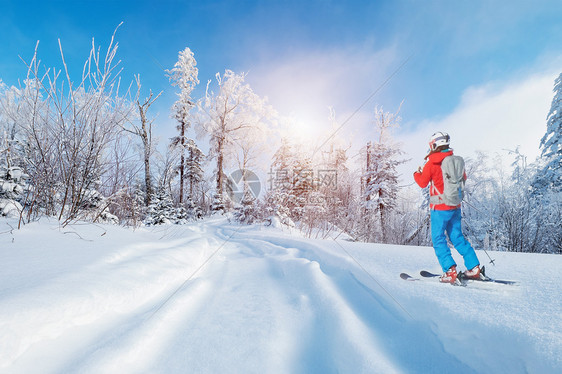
[530,73,562,253]
[145,187,177,225]
[210,192,226,214]
[167,47,199,204]
[184,139,205,200]
[183,196,203,221]
[266,138,296,226]
[272,137,294,172]
[233,189,258,224]
[291,151,314,221]
[535,72,562,194]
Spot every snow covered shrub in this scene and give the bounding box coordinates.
[0,199,22,218]
[109,186,146,227]
[210,193,226,214]
[0,166,27,217]
[145,188,177,225]
[182,197,203,221]
[233,190,259,224]
[77,188,120,225]
[0,166,26,199]
[264,190,295,228]
[2,27,133,225]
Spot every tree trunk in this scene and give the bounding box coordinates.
[139,102,153,206]
[188,146,194,198]
[216,137,224,195]
[379,191,386,243]
[179,121,185,204]
[144,144,152,205]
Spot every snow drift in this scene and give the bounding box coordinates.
[0,218,560,373]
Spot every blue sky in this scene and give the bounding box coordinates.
[1,0,562,173]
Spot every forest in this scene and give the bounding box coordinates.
[0,30,560,254]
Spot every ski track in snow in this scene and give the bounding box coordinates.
[0,218,560,373]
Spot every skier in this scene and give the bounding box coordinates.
[413,132,481,284]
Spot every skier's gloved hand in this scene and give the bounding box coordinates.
[415,166,422,174]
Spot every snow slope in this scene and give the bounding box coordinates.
[0,218,560,373]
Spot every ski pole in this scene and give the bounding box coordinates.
[462,200,496,266]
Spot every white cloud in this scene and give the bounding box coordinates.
[242,43,558,189]
[246,45,398,145]
[398,70,557,182]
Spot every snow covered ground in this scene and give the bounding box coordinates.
[0,217,560,374]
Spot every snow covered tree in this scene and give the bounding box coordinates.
[291,151,314,221]
[1,75,60,217]
[184,139,205,200]
[123,75,162,207]
[271,137,295,173]
[317,108,352,234]
[460,152,501,251]
[14,31,134,225]
[267,134,343,232]
[498,150,542,252]
[360,107,404,243]
[231,114,269,221]
[529,73,562,253]
[0,164,27,218]
[0,83,28,218]
[535,72,562,194]
[200,70,274,213]
[266,138,315,223]
[109,183,146,227]
[0,25,138,226]
[167,47,199,204]
[233,189,259,224]
[168,138,205,221]
[144,187,177,225]
[461,150,560,254]
[265,137,297,226]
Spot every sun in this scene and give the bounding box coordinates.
[282,111,332,148]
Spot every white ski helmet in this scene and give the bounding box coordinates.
[429,131,450,151]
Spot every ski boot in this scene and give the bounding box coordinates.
[439,265,459,284]
[462,265,484,280]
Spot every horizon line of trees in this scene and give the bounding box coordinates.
[0,28,560,254]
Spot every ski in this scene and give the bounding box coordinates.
[419,270,465,286]
[464,266,517,285]
[420,266,517,285]
[420,270,440,278]
[401,271,465,286]
[400,272,418,281]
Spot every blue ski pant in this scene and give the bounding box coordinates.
[430,208,480,272]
